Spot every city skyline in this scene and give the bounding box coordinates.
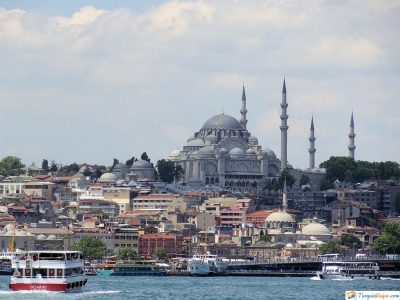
[0,1,399,168]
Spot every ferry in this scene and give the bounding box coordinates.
[111,260,167,276]
[0,252,22,275]
[9,250,88,292]
[316,261,380,280]
[188,252,228,276]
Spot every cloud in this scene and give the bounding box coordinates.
[0,1,398,167]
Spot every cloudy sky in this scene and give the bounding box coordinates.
[0,0,399,168]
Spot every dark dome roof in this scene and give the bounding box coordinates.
[202,114,242,130]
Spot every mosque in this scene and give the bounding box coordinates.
[168,79,356,193]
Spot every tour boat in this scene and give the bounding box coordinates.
[188,252,228,276]
[9,250,88,292]
[0,252,22,275]
[111,260,167,276]
[316,261,380,280]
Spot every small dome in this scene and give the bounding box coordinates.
[131,159,153,169]
[229,148,244,155]
[37,234,47,240]
[219,148,228,154]
[112,163,129,172]
[205,134,217,141]
[190,151,199,158]
[302,223,330,235]
[266,148,276,158]
[187,136,194,143]
[187,139,205,147]
[246,149,256,155]
[202,114,242,130]
[265,211,295,223]
[248,136,258,145]
[99,172,117,183]
[47,235,57,240]
[198,146,215,156]
[286,243,294,248]
[169,149,180,158]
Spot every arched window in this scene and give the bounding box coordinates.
[205,177,210,184]
[210,178,215,184]
[215,178,219,184]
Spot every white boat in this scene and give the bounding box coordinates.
[188,252,228,276]
[316,261,380,280]
[0,251,23,275]
[9,250,88,292]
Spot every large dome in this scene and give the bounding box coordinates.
[99,172,117,183]
[202,114,242,130]
[302,223,330,235]
[265,211,295,223]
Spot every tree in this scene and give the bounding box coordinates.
[299,174,310,186]
[49,160,58,172]
[340,234,362,250]
[155,247,167,260]
[173,165,184,181]
[141,152,151,162]
[73,237,106,260]
[0,156,25,176]
[126,156,137,167]
[156,159,177,183]
[259,230,271,242]
[41,159,49,172]
[277,170,295,189]
[372,222,400,254]
[112,158,119,169]
[117,247,137,260]
[319,241,341,254]
[59,163,80,175]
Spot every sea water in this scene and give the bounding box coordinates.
[0,276,398,300]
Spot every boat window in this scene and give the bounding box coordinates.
[57,269,63,277]
[49,269,55,277]
[25,269,31,277]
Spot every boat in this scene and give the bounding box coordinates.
[187,252,228,276]
[96,260,116,276]
[9,250,88,292]
[0,252,22,275]
[111,260,167,276]
[316,261,380,280]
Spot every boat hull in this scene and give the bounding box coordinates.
[10,282,82,292]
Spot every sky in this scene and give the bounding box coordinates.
[0,0,399,169]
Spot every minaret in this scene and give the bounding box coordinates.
[280,78,288,171]
[240,85,248,130]
[282,177,288,212]
[308,117,316,169]
[348,112,356,159]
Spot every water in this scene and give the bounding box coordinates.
[0,276,399,300]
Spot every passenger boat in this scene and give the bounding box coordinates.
[187,252,228,276]
[0,252,21,275]
[316,261,380,280]
[9,250,88,292]
[111,260,167,276]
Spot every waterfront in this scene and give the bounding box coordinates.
[0,276,399,300]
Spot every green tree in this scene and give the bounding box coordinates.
[41,159,49,172]
[59,163,80,175]
[155,247,167,260]
[126,156,137,167]
[49,160,58,172]
[372,222,400,254]
[259,230,271,242]
[73,237,106,260]
[299,174,310,186]
[141,152,151,162]
[112,158,119,169]
[0,156,25,176]
[319,241,341,254]
[277,170,295,189]
[340,234,362,250]
[173,165,184,182]
[117,247,137,260]
[156,159,176,183]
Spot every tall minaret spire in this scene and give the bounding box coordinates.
[308,116,316,169]
[240,85,248,130]
[348,112,356,159]
[280,78,288,171]
[282,177,288,212]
